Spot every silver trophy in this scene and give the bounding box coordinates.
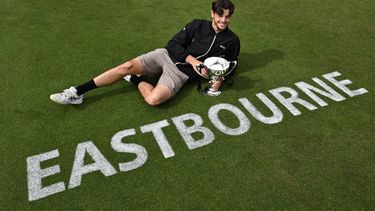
[197,57,237,96]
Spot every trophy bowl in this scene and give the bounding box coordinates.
[197,57,237,96]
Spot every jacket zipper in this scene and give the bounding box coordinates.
[196,32,218,59]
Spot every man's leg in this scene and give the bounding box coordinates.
[93,57,144,87]
[50,58,144,105]
[135,59,188,106]
[138,83,172,106]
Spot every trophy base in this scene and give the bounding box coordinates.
[205,87,221,96]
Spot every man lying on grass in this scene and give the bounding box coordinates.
[50,0,240,106]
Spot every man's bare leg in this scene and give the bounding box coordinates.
[95,56,172,106]
[50,57,172,106]
[138,83,172,106]
[94,57,144,87]
[50,57,144,105]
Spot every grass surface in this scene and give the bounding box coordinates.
[1,0,374,209]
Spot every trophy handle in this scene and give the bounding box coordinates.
[224,61,237,77]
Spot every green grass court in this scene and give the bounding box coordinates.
[1,0,374,209]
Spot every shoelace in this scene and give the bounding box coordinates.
[63,88,79,99]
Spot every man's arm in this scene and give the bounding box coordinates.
[166,20,198,62]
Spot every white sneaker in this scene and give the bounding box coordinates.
[50,87,83,105]
[123,75,131,83]
[205,88,221,96]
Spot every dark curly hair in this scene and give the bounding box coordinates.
[212,0,235,16]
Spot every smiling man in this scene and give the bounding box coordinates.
[50,0,240,106]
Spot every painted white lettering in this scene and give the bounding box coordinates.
[323,71,368,97]
[25,71,369,202]
[111,129,148,172]
[238,94,283,124]
[208,103,250,135]
[140,120,174,158]
[269,87,318,116]
[68,141,117,189]
[295,78,346,107]
[172,113,215,150]
[26,150,65,201]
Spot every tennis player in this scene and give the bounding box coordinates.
[50,0,240,106]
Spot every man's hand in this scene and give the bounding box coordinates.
[185,55,209,78]
[201,68,209,79]
[210,78,223,91]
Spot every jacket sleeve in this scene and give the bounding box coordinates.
[166,20,198,62]
[226,36,240,79]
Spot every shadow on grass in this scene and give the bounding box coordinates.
[75,85,138,109]
[242,49,285,72]
[231,49,285,90]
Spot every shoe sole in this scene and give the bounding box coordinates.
[50,95,83,105]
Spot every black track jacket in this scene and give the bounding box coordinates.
[166,19,240,81]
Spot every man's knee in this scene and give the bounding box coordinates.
[116,61,133,75]
[144,95,163,106]
[142,84,171,106]
[123,61,133,69]
[117,58,142,75]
